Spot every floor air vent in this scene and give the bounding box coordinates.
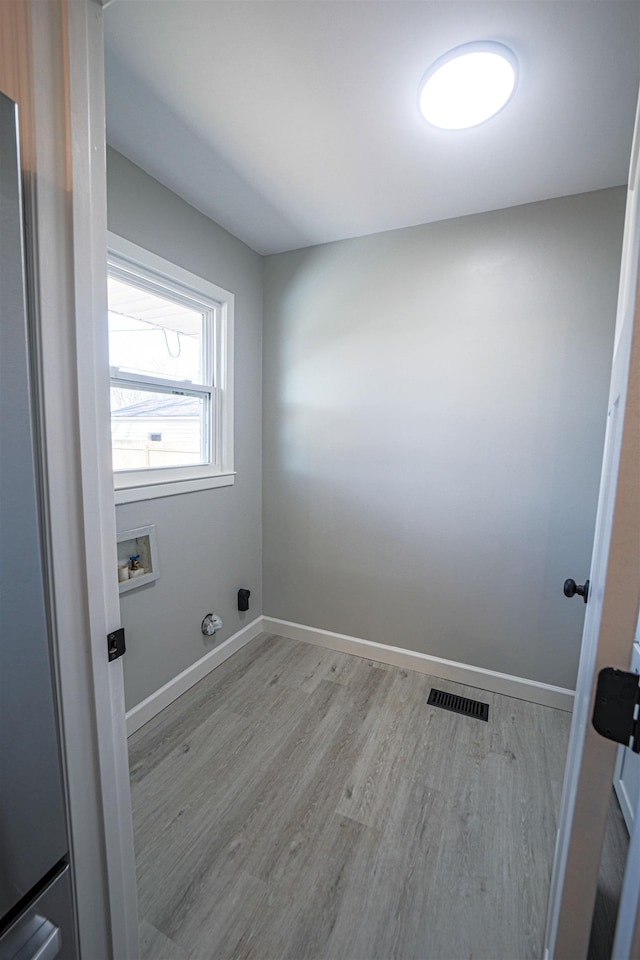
[427,688,489,722]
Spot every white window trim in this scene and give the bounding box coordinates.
[107,233,234,503]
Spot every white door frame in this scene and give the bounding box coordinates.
[545,87,640,958]
[65,1,139,957]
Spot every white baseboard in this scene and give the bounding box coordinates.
[262,616,575,712]
[126,614,575,736]
[613,775,634,834]
[125,615,264,736]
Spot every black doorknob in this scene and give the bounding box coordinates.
[564,578,590,603]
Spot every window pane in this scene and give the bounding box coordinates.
[108,275,206,384]
[111,385,209,471]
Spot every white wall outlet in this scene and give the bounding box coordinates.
[201,613,223,636]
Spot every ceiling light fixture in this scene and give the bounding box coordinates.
[418,41,518,130]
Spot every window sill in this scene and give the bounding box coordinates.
[114,471,235,505]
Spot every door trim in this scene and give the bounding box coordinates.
[65,0,139,956]
[544,86,640,959]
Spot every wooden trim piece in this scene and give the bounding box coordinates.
[0,0,35,175]
[114,471,235,504]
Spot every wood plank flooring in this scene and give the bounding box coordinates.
[129,633,571,960]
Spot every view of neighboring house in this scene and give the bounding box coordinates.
[111,394,202,470]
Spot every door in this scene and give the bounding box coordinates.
[544,88,640,958]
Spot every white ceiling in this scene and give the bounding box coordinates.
[104,1,640,256]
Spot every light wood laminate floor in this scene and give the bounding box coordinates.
[129,633,571,960]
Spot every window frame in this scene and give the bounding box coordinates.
[107,234,234,503]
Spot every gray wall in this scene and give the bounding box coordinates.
[263,189,625,690]
[107,148,263,710]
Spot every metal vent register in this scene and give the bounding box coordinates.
[428,688,489,722]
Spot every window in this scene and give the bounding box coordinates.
[107,235,234,503]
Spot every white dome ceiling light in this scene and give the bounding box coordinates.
[419,42,518,130]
